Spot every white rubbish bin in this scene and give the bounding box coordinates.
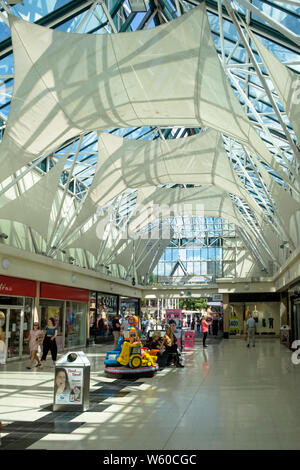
[53,351,90,412]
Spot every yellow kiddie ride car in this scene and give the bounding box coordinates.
[117,340,157,368]
[105,315,159,378]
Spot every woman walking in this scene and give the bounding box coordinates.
[40,318,58,368]
[26,322,42,369]
[201,312,212,349]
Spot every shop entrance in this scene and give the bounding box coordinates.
[292,300,300,344]
[0,306,24,360]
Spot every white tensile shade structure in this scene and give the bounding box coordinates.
[61,128,256,239]
[108,236,171,272]
[95,130,248,204]
[65,183,282,268]
[131,186,252,232]
[250,33,300,145]
[62,121,300,253]
[0,154,68,240]
[65,185,252,262]
[0,4,287,187]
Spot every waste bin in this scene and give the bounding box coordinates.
[53,351,90,412]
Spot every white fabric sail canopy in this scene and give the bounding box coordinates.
[250,32,300,145]
[94,130,249,205]
[109,237,170,272]
[66,213,126,261]
[65,128,299,246]
[0,4,287,186]
[65,186,250,261]
[0,154,67,240]
[130,186,251,233]
[63,128,257,239]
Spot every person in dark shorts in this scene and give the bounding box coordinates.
[40,317,58,368]
[112,314,121,349]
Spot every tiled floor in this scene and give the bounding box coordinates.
[1,337,299,450]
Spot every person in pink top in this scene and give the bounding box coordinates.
[201,311,212,348]
[25,322,42,369]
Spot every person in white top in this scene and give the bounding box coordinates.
[246,313,256,347]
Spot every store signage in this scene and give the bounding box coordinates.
[0,275,36,297]
[99,293,117,308]
[40,283,89,302]
[212,293,223,301]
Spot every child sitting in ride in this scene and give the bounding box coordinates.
[104,315,158,369]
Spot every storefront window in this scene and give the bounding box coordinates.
[89,291,97,328]
[22,298,34,355]
[0,296,24,306]
[65,301,86,348]
[90,292,118,338]
[120,297,139,317]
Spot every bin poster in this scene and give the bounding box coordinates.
[165,309,182,348]
[54,367,83,405]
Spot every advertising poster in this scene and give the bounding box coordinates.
[165,309,182,348]
[229,317,239,333]
[54,367,83,405]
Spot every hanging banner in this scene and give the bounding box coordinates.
[165,309,182,326]
[165,309,183,348]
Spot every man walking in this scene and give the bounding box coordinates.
[246,313,256,347]
[112,314,121,349]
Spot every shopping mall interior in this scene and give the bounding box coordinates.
[0,0,299,454]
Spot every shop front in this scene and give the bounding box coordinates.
[0,275,36,361]
[89,291,119,340]
[289,283,300,347]
[39,283,89,351]
[227,293,281,338]
[120,296,140,317]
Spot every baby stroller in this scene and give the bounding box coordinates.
[166,345,184,368]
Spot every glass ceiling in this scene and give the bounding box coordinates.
[0,0,299,283]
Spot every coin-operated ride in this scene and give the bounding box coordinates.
[104,315,159,377]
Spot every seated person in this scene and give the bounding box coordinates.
[149,331,163,349]
[148,331,168,369]
[163,320,184,368]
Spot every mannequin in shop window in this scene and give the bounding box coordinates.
[268,316,274,329]
[253,305,259,324]
[245,306,251,320]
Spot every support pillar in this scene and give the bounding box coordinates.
[223,293,230,339]
[33,281,40,323]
